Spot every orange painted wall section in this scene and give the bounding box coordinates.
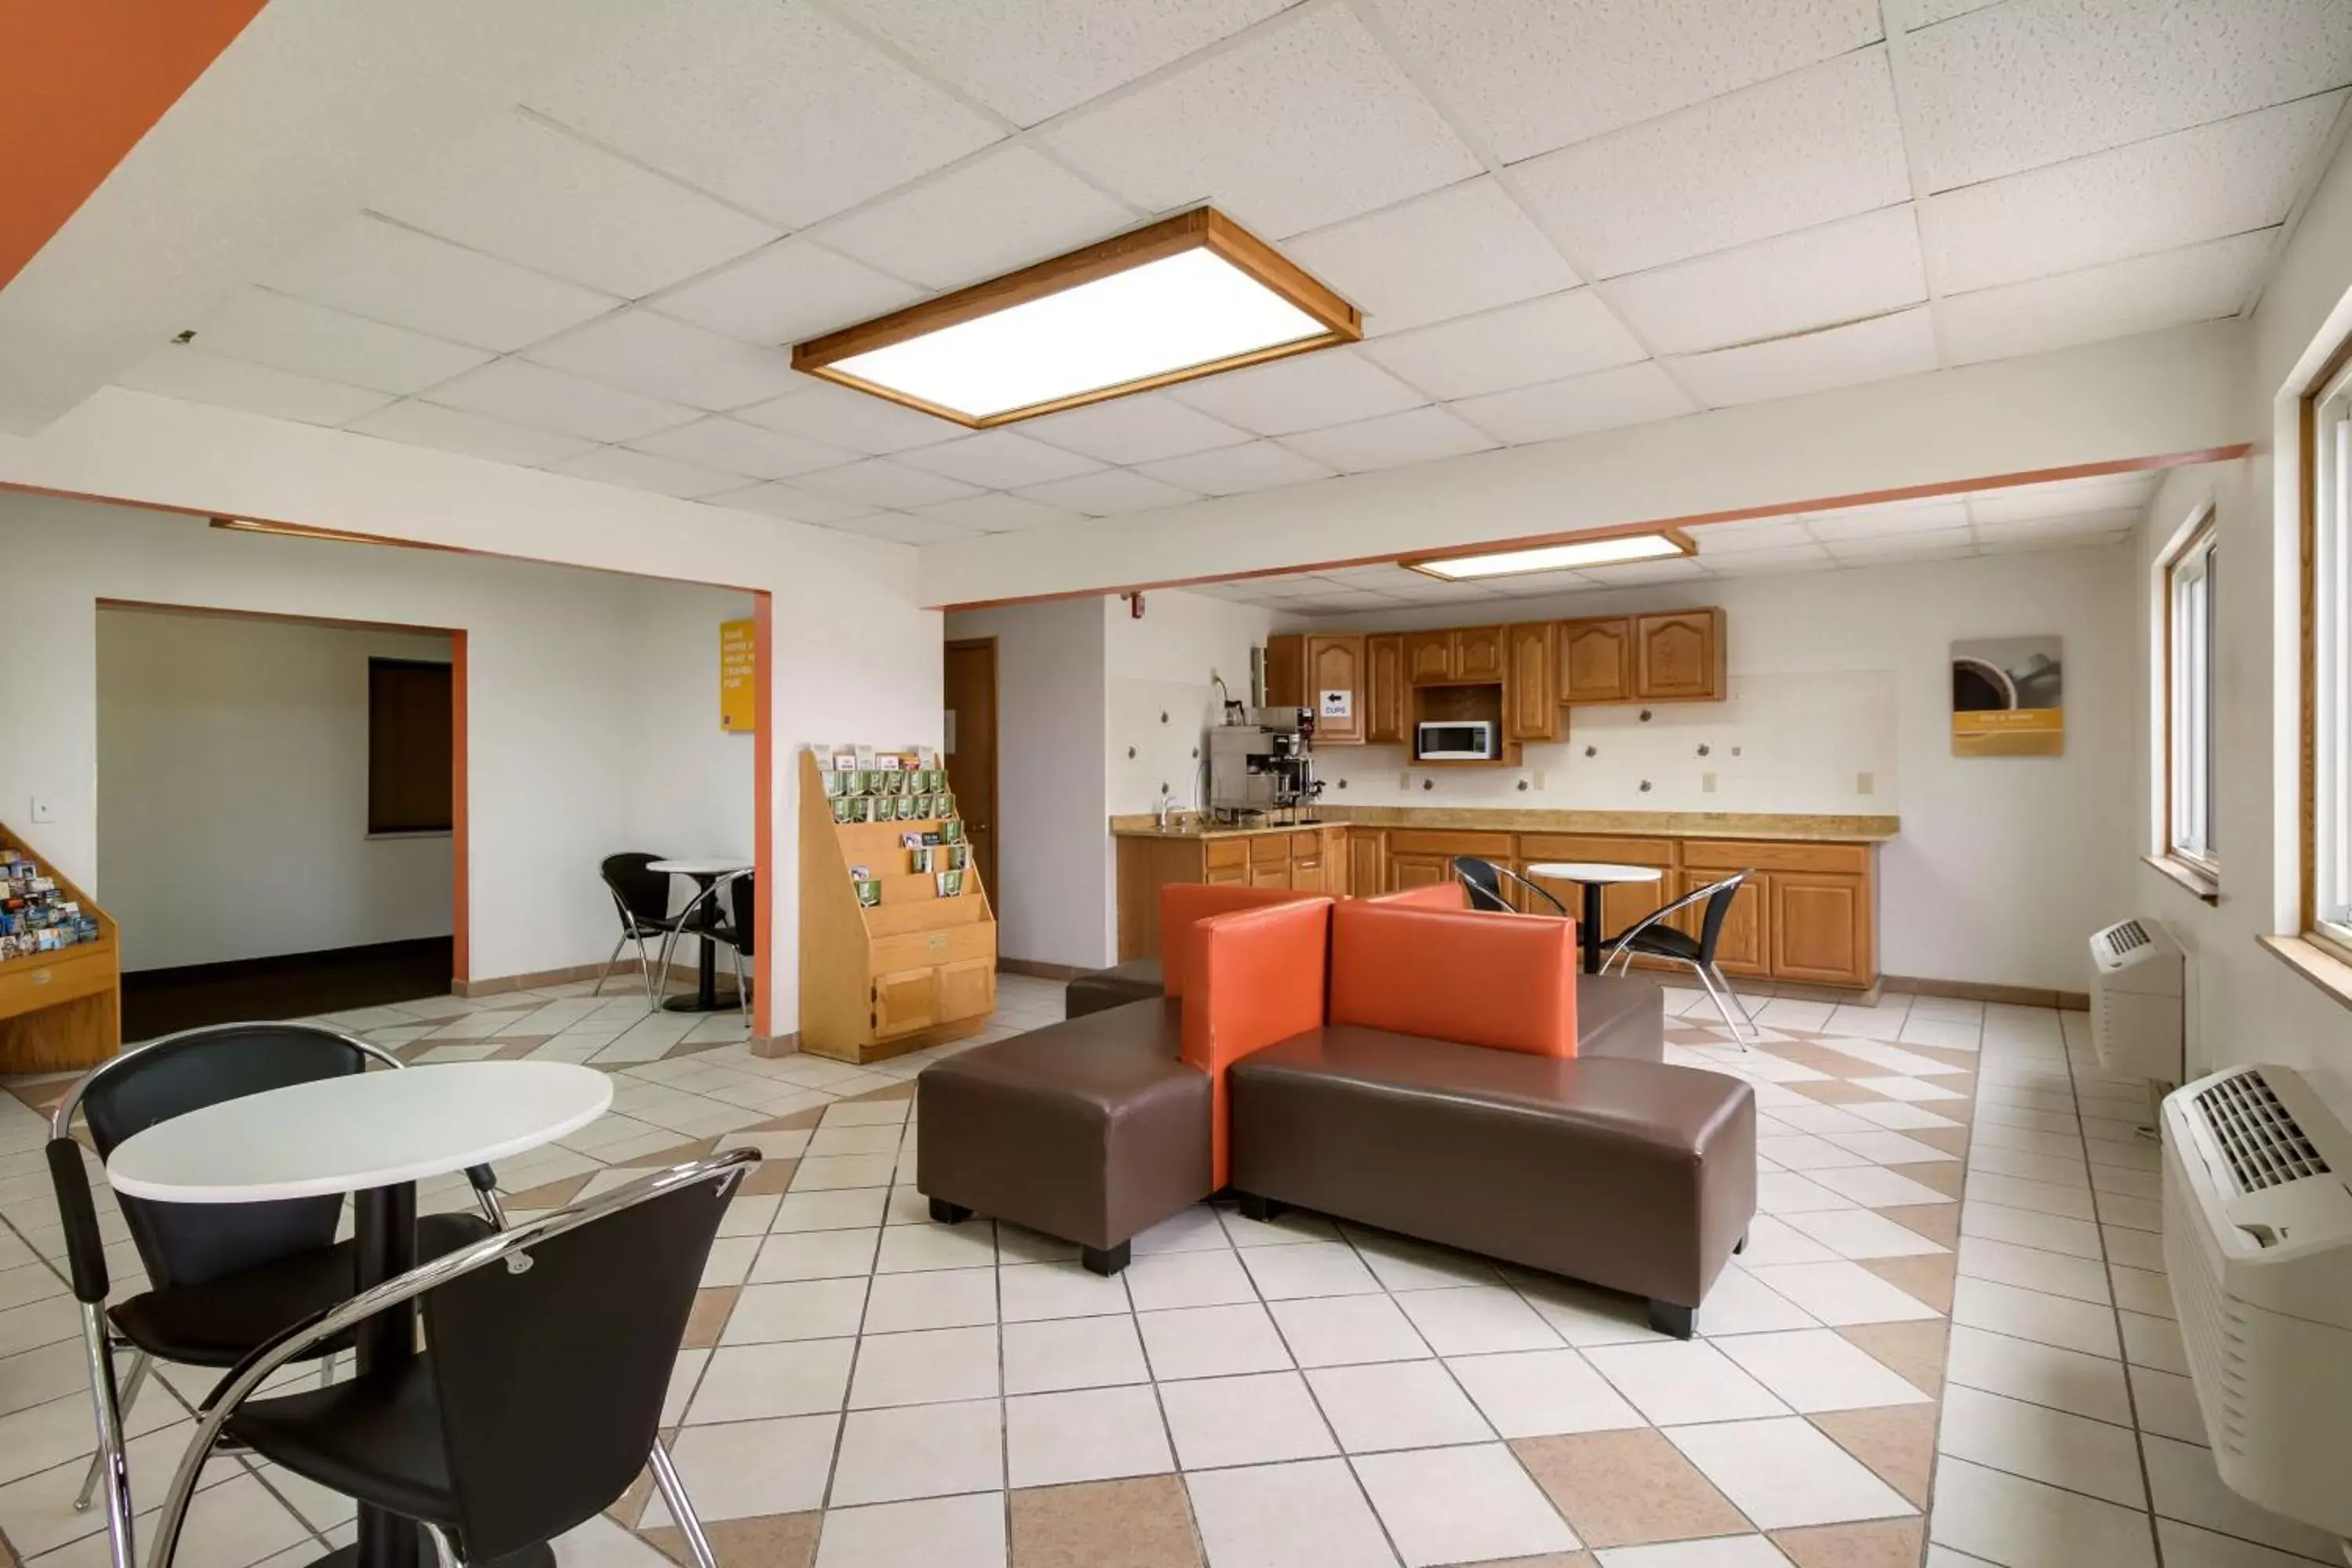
[450,630,470,985]
[751,593,775,1040]
[0,0,269,289]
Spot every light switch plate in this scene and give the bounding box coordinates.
[28,797,54,825]
[1857,771,1875,796]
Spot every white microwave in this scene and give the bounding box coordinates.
[1417,720,1498,760]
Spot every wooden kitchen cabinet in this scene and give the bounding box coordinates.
[1365,635,1405,743]
[1347,829,1385,897]
[1404,630,1458,684]
[1769,873,1875,985]
[1560,617,1633,704]
[1672,869,1769,977]
[1456,625,1505,681]
[1385,852,1454,891]
[1403,626,1505,684]
[1634,609,1724,702]
[1505,622,1560,742]
[1519,834,1677,946]
[1264,633,1367,743]
[1116,828,1346,956]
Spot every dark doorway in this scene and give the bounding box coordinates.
[122,935,455,1040]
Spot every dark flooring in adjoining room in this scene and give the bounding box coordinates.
[120,935,455,1043]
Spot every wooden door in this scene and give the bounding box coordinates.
[1559,618,1632,704]
[1348,831,1385,895]
[1289,832,1325,892]
[1675,869,1768,977]
[1249,834,1289,889]
[942,638,999,900]
[1365,635,1405,743]
[936,956,996,1022]
[872,967,939,1038]
[1770,873,1870,985]
[1505,622,1559,741]
[1456,625,1506,682]
[1635,610,1722,701]
[1387,851,1452,891]
[1403,630,1457,684]
[1307,634,1366,745]
[1262,634,1305,706]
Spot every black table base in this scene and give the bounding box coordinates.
[1580,884,1606,975]
[351,1184,419,1568]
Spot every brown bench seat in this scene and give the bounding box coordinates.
[1065,957,1163,1019]
[1227,1025,1755,1337]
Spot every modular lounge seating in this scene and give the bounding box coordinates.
[918,887,1756,1334]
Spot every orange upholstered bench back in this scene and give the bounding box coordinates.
[1328,899,1580,1058]
[1160,883,1319,999]
[1181,898,1332,1187]
[1360,882,1468,909]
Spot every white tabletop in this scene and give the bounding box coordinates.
[106,1062,613,1204]
[1526,862,1665,885]
[649,858,751,877]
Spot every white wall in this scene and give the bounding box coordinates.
[9,496,753,988]
[96,612,456,971]
[1292,546,2136,993]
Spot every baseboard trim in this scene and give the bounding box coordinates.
[751,1030,800,1059]
[996,958,1087,982]
[1882,973,2090,1012]
[456,958,700,998]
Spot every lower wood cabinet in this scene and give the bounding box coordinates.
[1769,873,1871,984]
[1671,869,1768,978]
[1114,829,1344,959]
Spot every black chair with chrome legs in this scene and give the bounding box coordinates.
[147,1155,754,1568]
[1600,871,1759,1048]
[1452,856,1570,916]
[45,1023,505,1568]
[597,853,684,1006]
[656,871,753,1027]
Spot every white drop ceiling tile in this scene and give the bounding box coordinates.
[546,446,746,499]
[370,111,780,299]
[1975,508,2144,542]
[1448,361,1697,446]
[1014,468,1200,517]
[1969,474,2158,523]
[831,0,1287,126]
[261,216,619,353]
[652,241,922,347]
[911,492,1083,534]
[114,348,394,428]
[814,147,1136,293]
[527,0,1002,228]
[895,430,1104,488]
[347,401,600,468]
[1278,406,1497,474]
[1937,230,2272,367]
[1827,527,1977,560]
[706,481,881,524]
[1367,0,1885,162]
[1359,290,1647,400]
[1806,498,1971,539]
[1693,518,1816,554]
[1668,307,1937,408]
[1926,93,2344,295]
[1134,439,1338,496]
[1581,556,1712,586]
[1167,349,1428,435]
[1906,0,2003,25]
[1475,568,1599,599]
[1702,542,1836,574]
[1607,207,1928,357]
[627,417,858,481]
[426,361,699,444]
[526,311,806,412]
[1513,49,1911,278]
[194,289,492,396]
[1042,5,1481,239]
[791,458,985,510]
[734,381,965,454]
[833,511,976,546]
[1987,529,2131,555]
[1905,0,2352,191]
[1283,177,1582,335]
[1025,393,1254,466]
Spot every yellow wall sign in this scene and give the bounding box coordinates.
[720,619,757,732]
[1951,636,2063,757]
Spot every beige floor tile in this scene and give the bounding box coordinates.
[650,1417,838,1523]
[1354,1442,1582,1566]
[1808,1406,1937,1508]
[1007,1476,1202,1568]
[811,1492,1006,1568]
[828,1399,1003,1507]
[1000,1316,1149,1396]
[1004,1385,1174,1489]
[1769,1517,1926,1568]
[1158,1371,1338,1470]
[1510,1429,1750,1548]
[640,1511,818,1568]
[1183,1458,1396,1568]
[1666,1417,1914,1531]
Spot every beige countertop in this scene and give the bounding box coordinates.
[1111,808,1899,844]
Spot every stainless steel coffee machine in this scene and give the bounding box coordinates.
[1207,706,1323,823]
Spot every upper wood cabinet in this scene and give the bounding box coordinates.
[1364,634,1405,743]
[1403,626,1504,684]
[1505,622,1560,742]
[1559,618,1632,705]
[1635,608,1724,702]
[1263,633,1367,743]
[1456,625,1505,681]
[1403,630,1457,684]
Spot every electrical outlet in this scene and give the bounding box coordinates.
[1857,771,1875,796]
[1701,772,1717,793]
[28,797,54,825]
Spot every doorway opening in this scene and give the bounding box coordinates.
[943,637,999,905]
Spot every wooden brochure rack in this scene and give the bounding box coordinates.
[0,825,120,1072]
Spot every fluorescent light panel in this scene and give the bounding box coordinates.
[794,208,1359,428]
[1408,530,1693,581]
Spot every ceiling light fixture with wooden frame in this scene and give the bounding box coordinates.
[792,206,1361,429]
[1405,528,1697,582]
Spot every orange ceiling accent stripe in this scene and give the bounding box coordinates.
[0,0,269,290]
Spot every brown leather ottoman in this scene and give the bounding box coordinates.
[915,998,1208,1275]
[1065,958,1163,1019]
[1227,1026,1754,1337]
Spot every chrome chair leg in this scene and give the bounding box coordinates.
[74,1343,145,1513]
[729,946,750,1027]
[77,1308,135,1568]
[637,930,663,1009]
[1690,961,1751,1050]
[648,1440,718,1568]
[591,932,630,998]
[1711,964,1759,1045]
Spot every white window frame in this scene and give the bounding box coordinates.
[2161,511,2220,880]
[2312,364,2352,952]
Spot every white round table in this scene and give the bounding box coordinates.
[106,1062,611,1568]
[1524,862,1666,974]
[648,856,752,1014]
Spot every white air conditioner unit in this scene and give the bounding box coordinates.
[2163,1064,2352,1538]
[2088,917,2183,1083]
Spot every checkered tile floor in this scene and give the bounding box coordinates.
[0,976,2334,1568]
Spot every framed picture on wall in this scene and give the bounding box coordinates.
[1952,636,2063,757]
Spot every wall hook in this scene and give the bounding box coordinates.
[1159,710,1169,724]
[1584,745,1597,758]
[1696,743,1711,757]
[1127,746,1137,760]
[1421,778,1435,792]
[1515,779,1530,792]
[1639,779,1653,793]
[1639,708,1653,722]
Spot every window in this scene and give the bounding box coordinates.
[367,658,452,834]
[2313,365,2352,949]
[2163,514,2219,877]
